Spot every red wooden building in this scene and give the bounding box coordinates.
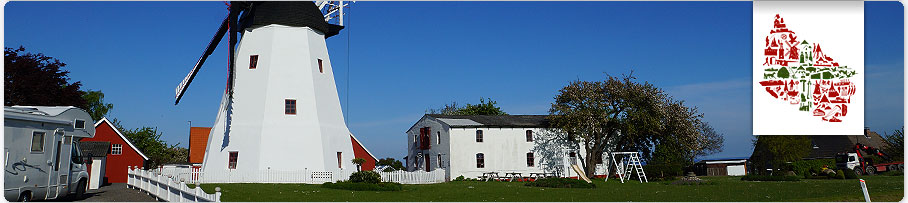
[81,117,149,183]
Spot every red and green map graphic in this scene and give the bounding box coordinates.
[759,14,857,122]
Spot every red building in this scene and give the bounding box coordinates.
[81,118,149,183]
[350,135,377,171]
[188,127,212,167]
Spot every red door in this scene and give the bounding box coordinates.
[425,156,430,172]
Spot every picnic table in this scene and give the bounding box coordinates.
[504,172,523,182]
[480,172,500,182]
[528,172,547,180]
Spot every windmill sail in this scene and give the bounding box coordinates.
[174,17,230,105]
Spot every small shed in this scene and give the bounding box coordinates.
[694,158,748,176]
[188,127,212,167]
[79,141,109,189]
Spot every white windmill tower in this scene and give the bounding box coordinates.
[174,1,374,182]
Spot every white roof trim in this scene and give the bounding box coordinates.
[350,134,377,161]
[94,117,149,160]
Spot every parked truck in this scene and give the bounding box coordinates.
[836,143,904,176]
[4,106,94,201]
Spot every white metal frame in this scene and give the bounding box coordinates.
[607,152,648,183]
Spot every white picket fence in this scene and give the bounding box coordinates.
[127,167,221,202]
[156,167,447,184]
[380,169,446,184]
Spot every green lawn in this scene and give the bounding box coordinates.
[194,175,903,202]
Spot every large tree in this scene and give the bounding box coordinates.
[548,74,723,177]
[5,46,86,108]
[82,89,114,121]
[426,97,507,115]
[882,127,904,161]
[5,46,114,122]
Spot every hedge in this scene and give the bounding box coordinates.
[525,178,595,188]
[322,181,403,191]
[787,159,834,176]
[643,164,684,181]
[740,175,801,181]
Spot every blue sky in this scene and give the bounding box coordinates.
[5,1,903,160]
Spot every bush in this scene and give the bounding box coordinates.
[349,171,381,183]
[322,181,402,191]
[740,175,800,181]
[525,178,595,188]
[844,169,858,179]
[787,159,835,176]
[454,175,466,181]
[835,170,846,179]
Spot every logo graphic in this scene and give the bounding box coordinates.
[758,14,857,122]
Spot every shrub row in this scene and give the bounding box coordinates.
[740,175,801,181]
[643,164,684,181]
[524,178,595,188]
[322,181,403,191]
[786,159,835,176]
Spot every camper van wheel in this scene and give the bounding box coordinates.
[17,191,31,202]
[75,179,87,198]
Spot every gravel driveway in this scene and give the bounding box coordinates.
[68,183,159,202]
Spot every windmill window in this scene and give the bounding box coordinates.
[31,132,45,152]
[476,130,483,142]
[436,131,441,145]
[285,99,297,115]
[249,55,259,69]
[318,59,324,73]
[228,151,238,169]
[476,153,485,168]
[437,154,443,168]
[111,144,122,155]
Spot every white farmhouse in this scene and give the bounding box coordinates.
[406,114,607,180]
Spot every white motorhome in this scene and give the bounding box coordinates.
[4,106,94,201]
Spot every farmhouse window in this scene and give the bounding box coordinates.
[419,127,431,150]
[228,151,238,169]
[318,59,324,73]
[476,130,483,142]
[74,119,86,129]
[526,130,533,142]
[476,153,485,168]
[527,152,535,167]
[249,55,259,69]
[111,144,122,155]
[285,99,297,115]
[31,132,45,152]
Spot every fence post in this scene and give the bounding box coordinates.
[215,187,222,202]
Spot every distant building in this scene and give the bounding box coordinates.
[79,141,109,189]
[692,158,748,176]
[81,117,149,183]
[188,127,212,167]
[406,114,601,180]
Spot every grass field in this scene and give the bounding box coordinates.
[195,175,903,202]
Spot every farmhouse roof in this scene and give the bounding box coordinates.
[79,141,110,158]
[426,114,550,128]
[805,128,889,159]
[94,117,149,160]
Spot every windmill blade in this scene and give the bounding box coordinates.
[174,17,230,105]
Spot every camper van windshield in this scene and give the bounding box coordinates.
[71,143,83,164]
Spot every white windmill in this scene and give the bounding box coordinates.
[174,1,374,182]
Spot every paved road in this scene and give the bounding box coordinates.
[69,183,159,202]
